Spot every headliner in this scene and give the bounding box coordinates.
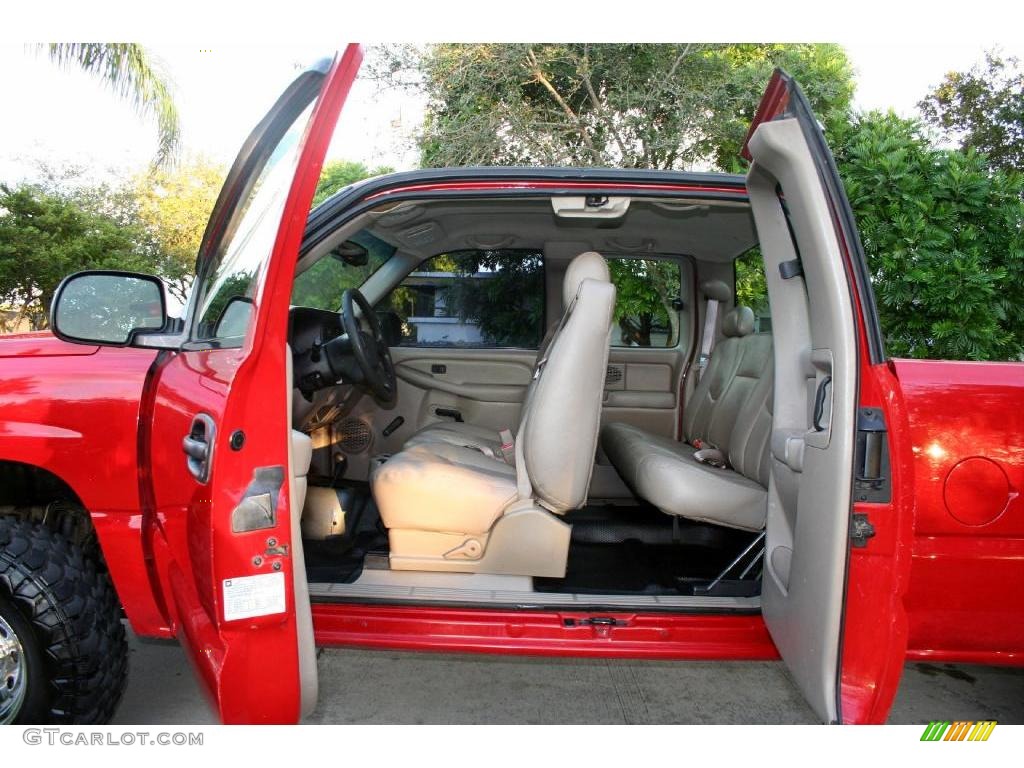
[354,195,757,264]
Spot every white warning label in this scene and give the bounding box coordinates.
[222,572,286,622]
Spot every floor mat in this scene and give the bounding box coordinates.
[537,504,758,595]
[534,539,747,594]
[303,483,387,584]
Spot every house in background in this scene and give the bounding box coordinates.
[397,269,494,345]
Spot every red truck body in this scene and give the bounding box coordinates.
[2,333,1022,716]
[1,49,1021,725]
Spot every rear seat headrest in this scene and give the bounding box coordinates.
[563,251,610,307]
[701,279,732,303]
[722,306,755,338]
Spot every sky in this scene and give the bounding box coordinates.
[0,42,1019,187]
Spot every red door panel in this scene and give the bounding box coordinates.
[144,46,364,724]
[839,359,916,724]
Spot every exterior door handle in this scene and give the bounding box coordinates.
[183,413,216,483]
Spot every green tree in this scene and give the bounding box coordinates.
[382,43,853,172]
[608,258,681,346]
[313,160,394,207]
[919,51,1024,173]
[132,157,226,302]
[378,43,853,333]
[0,183,160,330]
[44,44,181,168]
[832,112,1024,360]
[440,250,545,347]
[735,248,768,318]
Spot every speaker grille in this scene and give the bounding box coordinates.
[605,365,624,386]
[336,417,372,454]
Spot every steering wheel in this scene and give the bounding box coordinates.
[339,288,397,407]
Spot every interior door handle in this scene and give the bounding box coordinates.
[183,413,216,483]
[812,375,833,432]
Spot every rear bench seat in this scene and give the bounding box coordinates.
[601,306,773,531]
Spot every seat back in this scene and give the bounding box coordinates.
[683,305,755,446]
[728,355,774,489]
[682,302,774,490]
[514,252,616,513]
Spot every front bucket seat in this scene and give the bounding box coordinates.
[370,252,616,577]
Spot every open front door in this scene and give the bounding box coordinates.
[742,71,913,723]
[144,46,363,724]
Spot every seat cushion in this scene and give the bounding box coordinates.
[601,422,767,531]
[403,421,505,455]
[291,429,313,477]
[371,443,517,535]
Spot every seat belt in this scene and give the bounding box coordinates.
[497,297,579,470]
[532,295,577,381]
[693,446,728,469]
[497,428,515,465]
[697,297,720,380]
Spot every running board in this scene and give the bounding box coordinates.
[310,602,780,660]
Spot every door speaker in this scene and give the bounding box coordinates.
[335,417,372,454]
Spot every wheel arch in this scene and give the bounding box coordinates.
[0,459,98,553]
[0,458,173,639]
[0,458,87,509]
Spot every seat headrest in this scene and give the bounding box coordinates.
[722,306,755,338]
[701,279,732,303]
[563,251,610,307]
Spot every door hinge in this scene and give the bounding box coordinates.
[850,513,876,548]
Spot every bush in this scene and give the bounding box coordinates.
[832,112,1024,360]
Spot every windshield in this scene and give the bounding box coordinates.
[291,229,396,311]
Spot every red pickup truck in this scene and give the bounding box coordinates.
[1,46,1021,725]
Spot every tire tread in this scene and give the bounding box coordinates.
[0,516,127,724]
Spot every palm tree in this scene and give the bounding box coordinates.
[43,43,181,168]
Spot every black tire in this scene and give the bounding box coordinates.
[0,516,128,723]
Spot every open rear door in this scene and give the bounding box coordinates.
[742,71,913,723]
[143,46,363,723]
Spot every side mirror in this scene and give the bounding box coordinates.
[330,240,369,267]
[51,270,168,346]
[213,296,254,339]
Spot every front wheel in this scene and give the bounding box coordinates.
[0,517,128,723]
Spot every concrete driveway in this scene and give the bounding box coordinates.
[112,630,1024,725]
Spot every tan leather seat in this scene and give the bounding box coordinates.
[291,429,313,510]
[371,252,616,576]
[402,250,614,456]
[602,307,773,531]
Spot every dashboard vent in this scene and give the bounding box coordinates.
[335,417,372,455]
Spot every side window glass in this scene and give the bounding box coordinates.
[192,101,316,344]
[735,248,771,332]
[607,257,682,347]
[378,249,544,348]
